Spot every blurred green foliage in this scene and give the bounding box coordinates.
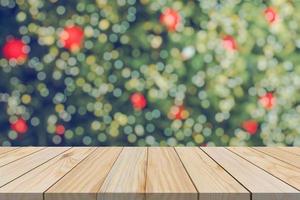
[0,0,300,146]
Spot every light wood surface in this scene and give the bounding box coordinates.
[253,147,300,169]
[0,147,94,200]
[0,147,44,167]
[98,147,147,200]
[0,147,300,200]
[0,147,69,188]
[175,147,249,200]
[0,147,18,156]
[279,147,300,156]
[146,147,197,200]
[45,147,122,200]
[228,147,300,190]
[203,147,299,200]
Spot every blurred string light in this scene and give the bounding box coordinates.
[0,0,299,146]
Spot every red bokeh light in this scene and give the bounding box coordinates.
[242,120,258,135]
[264,7,278,24]
[2,38,28,62]
[60,26,84,51]
[130,92,147,110]
[160,8,181,32]
[11,118,28,134]
[169,105,188,120]
[259,92,276,110]
[55,124,65,135]
[222,35,237,51]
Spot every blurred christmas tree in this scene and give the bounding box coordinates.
[1,0,300,146]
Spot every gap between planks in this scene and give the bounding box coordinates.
[228,147,300,191]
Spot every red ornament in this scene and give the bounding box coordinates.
[11,118,28,134]
[2,38,28,62]
[169,105,188,120]
[130,92,147,110]
[60,26,84,51]
[242,120,258,135]
[55,124,65,135]
[222,35,237,51]
[264,7,278,24]
[160,8,181,32]
[259,92,276,110]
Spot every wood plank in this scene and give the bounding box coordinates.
[45,147,122,200]
[0,147,69,188]
[175,147,249,200]
[0,147,94,200]
[146,147,197,200]
[279,147,300,156]
[228,147,300,191]
[98,147,147,200]
[0,147,18,156]
[0,147,298,199]
[202,147,300,200]
[0,147,44,167]
[253,147,300,168]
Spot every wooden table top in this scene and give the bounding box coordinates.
[0,147,299,200]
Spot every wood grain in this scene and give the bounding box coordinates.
[203,147,300,200]
[98,147,147,200]
[279,147,300,156]
[0,147,18,156]
[146,147,197,200]
[45,147,122,200]
[0,146,299,199]
[0,147,44,167]
[0,147,94,200]
[176,147,249,200]
[229,147,300,190]
[0,147,69,188]
[253,147,300,168]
